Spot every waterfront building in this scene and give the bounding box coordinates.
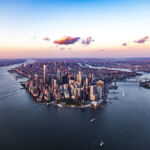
[75,88,79,100]
[97,86,102,99]
[90,85,96,101]
[96,80,104,96]
[44,88,51,101]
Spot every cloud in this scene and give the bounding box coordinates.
[82,37,94,45]
[122,43,127,46]
[43,37,50,41]
[134,36,149,44]
[54,36,80,45]
[122,36,149,46]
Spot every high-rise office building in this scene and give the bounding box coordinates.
[77,71,82,84]
[90,85,96,101]
[43,65,46,85]
[96,80,104,96]
[97,86,102,99]
[57,69,61,80]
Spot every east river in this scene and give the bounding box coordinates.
[0,61,150,150]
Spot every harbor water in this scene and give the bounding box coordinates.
[0,62,150,150]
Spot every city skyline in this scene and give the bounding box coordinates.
[0,0,150,58]
[1,1,150,149]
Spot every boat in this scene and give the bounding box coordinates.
[90,118,96,122]
[120,88,125,96]
[57,104,63,107]
[100,140,104,147]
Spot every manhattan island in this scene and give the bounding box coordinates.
[10,59,139,108]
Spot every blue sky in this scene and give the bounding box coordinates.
[0,0,150,58]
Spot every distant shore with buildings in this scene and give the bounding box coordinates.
[0,59,26,67]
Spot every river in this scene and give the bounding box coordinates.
[84,64,132,72]
[0,61,150,150]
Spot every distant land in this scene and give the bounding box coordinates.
[0,59,26,67]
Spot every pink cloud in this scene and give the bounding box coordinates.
[82,37,94,45]
[54,36,80,45]
[122,43,127,46]
[134,36,149,44]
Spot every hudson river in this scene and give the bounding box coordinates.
[0,62,150,150]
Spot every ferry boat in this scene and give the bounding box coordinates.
[100,140,104,147]
[90,118,96,122]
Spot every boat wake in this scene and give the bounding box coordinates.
[90,118,96,123]
[89,137,105,150]
[120,88,125,97]
[100,140,104,147]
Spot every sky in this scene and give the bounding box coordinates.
[0,0,150,58]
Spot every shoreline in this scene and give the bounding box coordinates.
[8,68,138,109]
[0,59,26,68]
[19,81,106,109]
[8,61,145,109]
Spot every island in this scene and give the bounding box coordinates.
[8,58,144,108]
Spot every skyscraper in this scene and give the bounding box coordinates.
[97,86,102,99]
[43,65,46,86]
[96,80,104,96]
[77,71,82,85]
[90,85,96,101]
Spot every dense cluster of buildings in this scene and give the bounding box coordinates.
[12,58,144,107]
[15,61,105,106]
